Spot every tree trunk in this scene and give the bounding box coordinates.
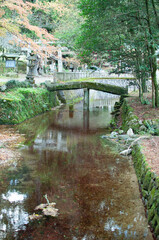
[141,76,147,93]
[151,0,159,28]
[151,56,158,107]
[145,0,158,107]
[152,80,155,108]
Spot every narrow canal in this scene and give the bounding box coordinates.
[0,98,153,240]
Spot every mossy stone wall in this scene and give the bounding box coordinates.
[121,98,140,133]
[0,88,59,124]
[132,144,159,239]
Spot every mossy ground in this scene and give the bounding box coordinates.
[59,77,135,83]
[0,88,58,124]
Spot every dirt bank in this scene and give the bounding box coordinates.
[120,94,159,177]
[0,126,25,168]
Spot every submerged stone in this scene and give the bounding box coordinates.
[34,202,56,211]
[43,206,58,217]
[29,213,43,220]
[30,202,59,219]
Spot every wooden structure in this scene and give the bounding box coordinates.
[1,54,20,74]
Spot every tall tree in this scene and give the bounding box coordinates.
[77,0,159,106]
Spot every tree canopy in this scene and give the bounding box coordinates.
[77,0,159,106]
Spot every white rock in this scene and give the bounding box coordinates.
[120,149,132,156]
[127,128,134,137]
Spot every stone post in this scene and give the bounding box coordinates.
[83,88,89,110]
[58,48,63,72]
[26,52,38,84]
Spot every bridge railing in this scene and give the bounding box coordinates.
[54,72,89,81]
[54,71,135,82]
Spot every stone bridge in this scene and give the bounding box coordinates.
[46,81,128,109]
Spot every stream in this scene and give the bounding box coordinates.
[0,98,153,240]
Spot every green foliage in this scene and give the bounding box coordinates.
[54,1,83,50]
[141,97,151,105]
[30,8,58,33]
[2,6,19,19]
[67,96,83,105]
[20,27,39,40]
[143,120,159,135]
[4,80,32,90]
[18,61,27,73]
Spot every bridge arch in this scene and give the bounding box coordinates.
[46,81,128,110]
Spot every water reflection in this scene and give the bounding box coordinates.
[0,188,28,239]
[2,190,27,203]
[33,130,68,152]
[103,218,140,239]
[83,110,89,131]
[0,163,33,239]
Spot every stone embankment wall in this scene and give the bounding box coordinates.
[132,145,159,239]
[0,86,58,124]
[119,98,159,239]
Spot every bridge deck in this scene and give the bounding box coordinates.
[46,81,128,96]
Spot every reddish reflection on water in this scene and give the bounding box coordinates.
[0,101,153,240]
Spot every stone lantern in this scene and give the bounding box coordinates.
[26,51,38,84]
